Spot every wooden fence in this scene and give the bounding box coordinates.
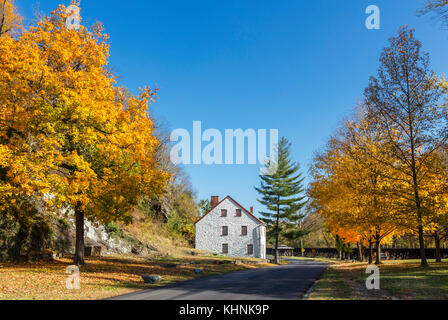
[266,247,448,260]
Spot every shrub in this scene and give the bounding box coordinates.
[0,201,53,261]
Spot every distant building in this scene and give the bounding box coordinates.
[266,245,296,257]
[195,196,266,259]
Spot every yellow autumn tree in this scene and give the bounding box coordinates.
[417,150,448,262]
[426,79,448,261]
[0,0,65,260]
[1,2,171,265]
[0,0,22,37]
[363,27,447,266]
[0,2,56,207]
[309,107,401,264]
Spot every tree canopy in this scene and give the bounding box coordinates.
[0,2,171,265]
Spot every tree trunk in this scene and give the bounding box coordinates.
[417,225,428,267]
[368,238,373,264]
[274,198,280,264]
[408,99,428,268]
[74,205,85,266]
[411,165,428,267]
[361,242,365,262]
[435,233,442,263]
[375,237,381,265]
[357,242,364,262]
[0,0,6,37]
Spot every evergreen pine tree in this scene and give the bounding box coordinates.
[255,137,308,264]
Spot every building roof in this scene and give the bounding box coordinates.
[195,195,264,225]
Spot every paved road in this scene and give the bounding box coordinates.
[109,259,328,300]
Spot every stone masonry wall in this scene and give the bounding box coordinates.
[195,197,266,259]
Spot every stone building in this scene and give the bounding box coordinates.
[195,196,266,259]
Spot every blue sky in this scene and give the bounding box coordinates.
[18,0,448,217]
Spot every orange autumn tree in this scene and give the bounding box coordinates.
[308,135,370,260]
[332,227,362,260]
[343,109,403,264]
[4,3,170,265]
[309,107,400,264]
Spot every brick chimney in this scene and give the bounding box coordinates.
[211,196,220,209]
[250,207,254,214]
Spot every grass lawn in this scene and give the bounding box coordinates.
[308,267,353,300]
[306,257,448,300]
[0,255,275,300]
[360,260,448,300]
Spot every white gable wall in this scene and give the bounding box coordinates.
[195,197,266,259]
